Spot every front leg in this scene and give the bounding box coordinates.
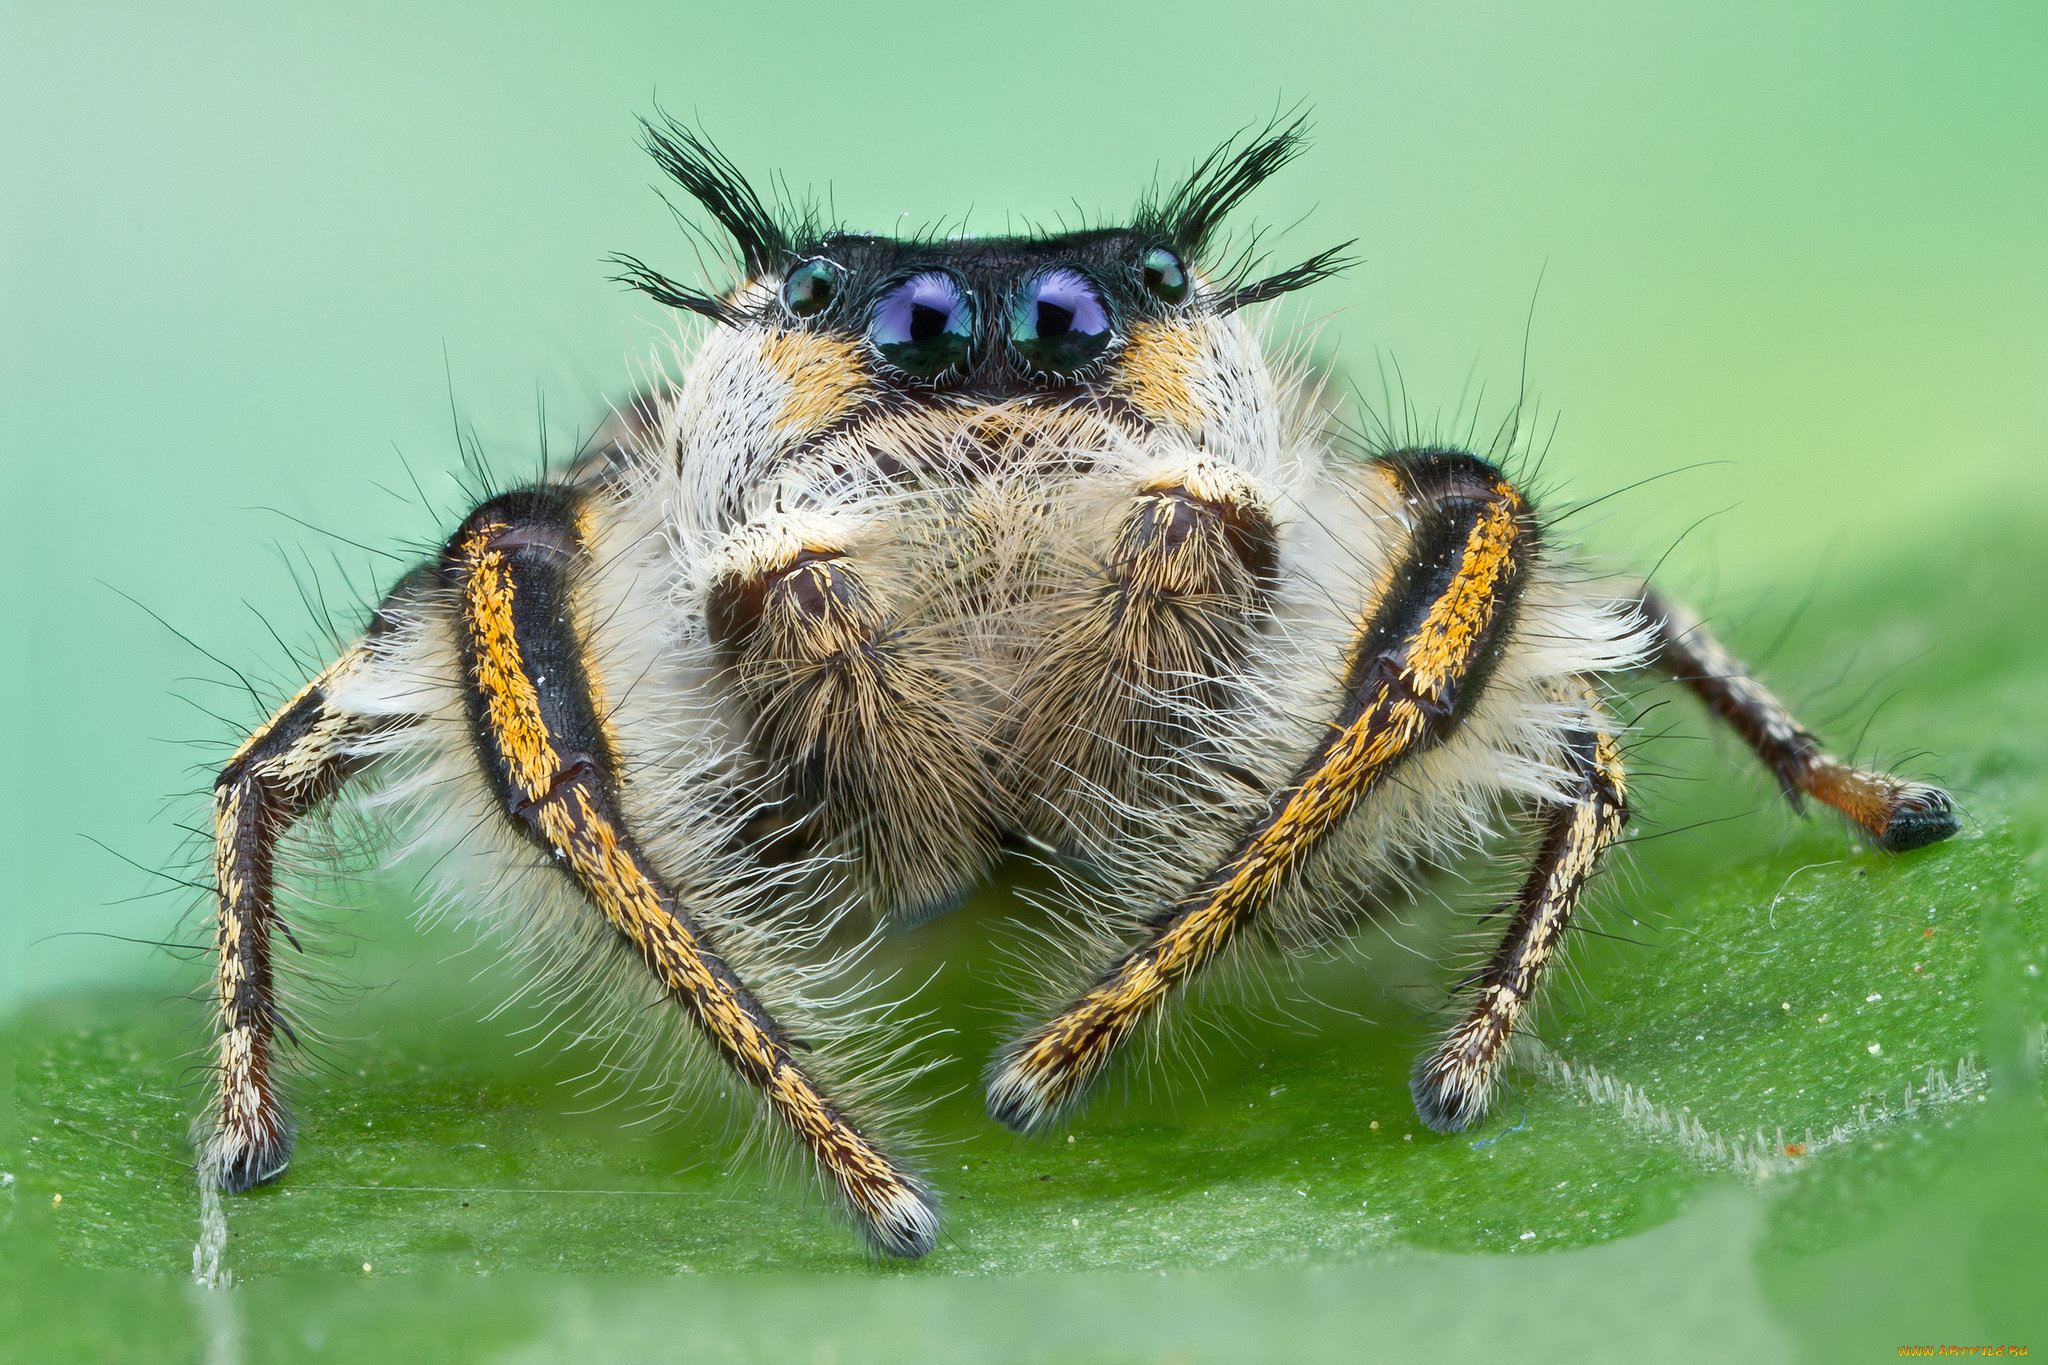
[449,490,938,1256]
[1633,584,1958,852]
[987,449,1535,1133]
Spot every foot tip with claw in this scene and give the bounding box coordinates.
[1410,1053,1490,1135]
[863,1181,942,1260]
[1874,785,1960,853]
[983,1051,1082,1139]
[205,1137,292,1195]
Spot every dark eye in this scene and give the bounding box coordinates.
[1141,246,1189,305]
[1011,269,1112,375]
[783,259,841,318]
[869,272,973,377]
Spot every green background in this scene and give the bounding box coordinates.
[4,2,2044,1360]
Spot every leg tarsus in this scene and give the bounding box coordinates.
[206,649,371,1199]
[1410,1039,1497,1135]
[1631,582,1960,852]
[209,1137,292,1195]
[1870,782,1960,852]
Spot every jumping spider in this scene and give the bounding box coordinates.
[199,115,1959,1258]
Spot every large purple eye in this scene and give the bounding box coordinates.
[1011,269,1111,374]
[869,272,973,377]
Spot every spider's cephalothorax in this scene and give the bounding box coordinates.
[197,114,1960,1258]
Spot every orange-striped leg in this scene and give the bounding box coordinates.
[206,650,375,1192]
[986,449,1534,1133]
[450,490,938,1257]
[1411,697,1628,1131]
[1633,584,1957,852]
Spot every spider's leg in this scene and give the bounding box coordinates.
[207,643,393,1192]
[1411,688,1628,1132]
[987,449,1535,1134]
[1632,583,1958,852]
[449,490,938,1257]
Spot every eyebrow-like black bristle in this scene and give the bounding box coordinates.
[1139,111,1314,259]
[1217,241,1359,313]
[637,110,789,279]
[605,252,739,324]
[613,109,1344,324]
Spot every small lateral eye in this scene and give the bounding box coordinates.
[783,259,841,318]
[1141,246,1189,305]
[1011,269,1111,375]
[869,272,973,378]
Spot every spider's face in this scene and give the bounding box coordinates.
[752,230,1198,397]
[613,116,1350,511]
[681,232,1253,503]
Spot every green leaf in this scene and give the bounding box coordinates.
[7,517,2044,1359]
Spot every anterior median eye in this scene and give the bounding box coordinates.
[1141,246,1189,305]
[1011,269,1111,375]
[783,259,841,318]
[869,273,973,378]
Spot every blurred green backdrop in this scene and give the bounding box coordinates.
[4,2,2045,1360]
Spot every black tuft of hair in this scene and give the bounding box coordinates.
[606,251,738,324]
[637,109,789,278]
[1139,111,1314,259]
[1218,241,1359,313]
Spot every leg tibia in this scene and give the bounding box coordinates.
[1411,705,1628,1132]
[1634,584,1958,851]
[707,511,996,924]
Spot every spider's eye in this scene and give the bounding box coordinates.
[782,259,841,318]
[1141,247,1190,305]
[869,272,973,377]
[1011,269,1111,375]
